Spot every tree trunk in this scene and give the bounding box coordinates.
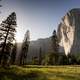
[1,27,10,66]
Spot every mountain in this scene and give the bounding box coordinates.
[15,37,53,63]
[27,37,53,62]
[16,36,65,63]
[57,8,80,55]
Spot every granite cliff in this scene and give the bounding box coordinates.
[58,8,80,55]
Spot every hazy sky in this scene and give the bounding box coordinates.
[0,0,80,42]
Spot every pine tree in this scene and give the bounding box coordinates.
[52,30,59,53]
[20,30,30,65]
[51,30,59,65]
[39,47,42,65]
[0,12,17,66]
[10,40,17,64]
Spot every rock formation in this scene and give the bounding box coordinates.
[57,8,80,55]
[27,37,53,62]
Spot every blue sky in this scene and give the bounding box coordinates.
[0,0,80,42]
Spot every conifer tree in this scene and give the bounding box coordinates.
[10,40,17,64]
[20,30,30,65]
[50,30,59,65]
[0,12,17,66]
[52,30,59,53]
[39,47,42,65]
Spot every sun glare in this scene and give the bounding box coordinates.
[15,32,24,43]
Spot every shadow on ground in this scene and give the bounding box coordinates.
[0,66,80,80]
[0,68,47,80]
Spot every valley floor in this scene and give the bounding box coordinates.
[0,65,80,80]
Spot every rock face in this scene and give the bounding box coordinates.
[57,8,80,55]
[15,38,53,63]
[27,37,53,62]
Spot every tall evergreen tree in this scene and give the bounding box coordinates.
[50,30,59,65]
[39,47,42,65]
[52,30,59,53]
[0,12,17,66]
[10,40,17,64]
[20,30,30,65]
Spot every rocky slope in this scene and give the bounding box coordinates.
[57,8,80,55]
[15,37,53,62]
[27,37,53,62]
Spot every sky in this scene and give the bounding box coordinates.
[0,0,80,42]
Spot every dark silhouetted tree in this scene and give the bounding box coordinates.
[39,47,42,65]
[0,12,17,66]
[50,30,59,65]
[32,56,39,65]
[44,52,56,65]
[20,30,30,65]
[52,30,59,53]
[10,40,17,64]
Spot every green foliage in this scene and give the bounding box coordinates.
[43,52,59,65]
[72,53,80,64]
[39,47,42,65]
[59,55,68,65]
[32,56,39,65]
[0,12,17,66]
[20,30,30,65]
[10,42,17,64]
[51,30,59,53]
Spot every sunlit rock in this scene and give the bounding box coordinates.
[58,8,80,55]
